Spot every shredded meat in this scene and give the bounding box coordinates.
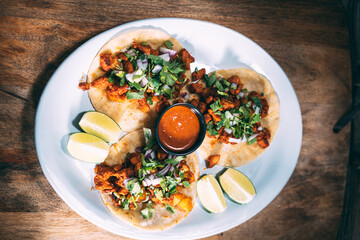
[133,42,159,55]
[260,98,269,118]
[201,87,217,99]
[220,98,235,110]
[157,148,168,160]
[208,109,221,123]
[192,68,206,81]
[205,95,214,104]
[78,82,90,91]
[190,99,199,108]
[188,83,203,94]
[156,99,170,113]
[206,155,220,168]
[178,160,190,172]
[204,113,212,124]
[175,73,189,91]
[100,53,118,72]
[123,60,134,73]
[217,130,232,144]
[257,128,271,148]
[197,101,207,113]
[138,97,150,112]
[183,171,195,183]
[118,52,128,61]
[106,84,128,102]
[179,49,194,70]
[127,152,141,165]
[91,77,109,88]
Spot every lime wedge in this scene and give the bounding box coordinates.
[67,132,110,163]
[219,168,256,204]
[197,174,227,213]
[79,111,121,143]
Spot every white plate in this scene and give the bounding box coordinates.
[35,18,302,239]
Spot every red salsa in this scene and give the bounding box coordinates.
[158,106,200,152]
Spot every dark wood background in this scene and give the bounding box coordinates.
[0,0,352,239]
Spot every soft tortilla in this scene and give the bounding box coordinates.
[87,29,187,132]
[101,130,200,231]
[197,68,280,167]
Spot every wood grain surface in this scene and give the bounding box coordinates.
[0,0,351,239]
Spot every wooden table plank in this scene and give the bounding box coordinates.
[0,0,351,239]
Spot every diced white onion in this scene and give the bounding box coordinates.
[162,84,170,90]
[224,128,233,134]
[238,92,245,98]
[127,49,136,57]
[154,92,160,96]
[142,178,151,187]
[152,64,163,73]
[258,127,263,131]
[181,92,189,100]
[255,107,260,115]
[126,73,134,82]
[230,83,237,89]
[192,79,200,83]
[233,113,240,117]
[140,77,148,87]
[151,178,162,186]
[137,59,144,70]
[229,137,246,144]
[159,53,170,62]
[150,151,156,159]
[159,47,177,57]
[148,174,154,180]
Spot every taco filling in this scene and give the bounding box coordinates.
[84,40,194,113]
[94,128,197,227]
[190,68,279,167]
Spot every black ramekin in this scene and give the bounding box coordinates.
[155,103,206,156]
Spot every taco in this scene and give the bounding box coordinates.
[93,128,200,231]
[85,29,195,132]
[186,68,279,167]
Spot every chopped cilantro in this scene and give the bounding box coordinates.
[206,121,219,136]
[248,137,258,145]
[165,156,185,165]
[217,90,229,98]
[107,70,119,83]
[242,88,248,93]
[126,91,144,99]
[164,40,173,49]
[182,181,190,188]
[214,80,225,91]
[165,204,175,214]
[220,78,230,87]
[146,96,153,105]
[128,81,142,90]
[140,201,154,219]
[205,73,216,87]
[210,99,223,112]
[252,96,262,108]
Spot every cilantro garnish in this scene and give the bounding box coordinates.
[164,40,173,49]
[182,181,190,188]
[140,201,154,219]
[165,204,175,214]
[248,137,258,145]
[126,91,144,99]
[206,121,219,136]
[210,99,223,112]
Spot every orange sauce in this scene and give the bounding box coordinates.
[158,106,200,152]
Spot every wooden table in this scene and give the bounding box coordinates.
[0,0,351,239]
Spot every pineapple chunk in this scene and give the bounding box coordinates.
[178,197,192,213]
